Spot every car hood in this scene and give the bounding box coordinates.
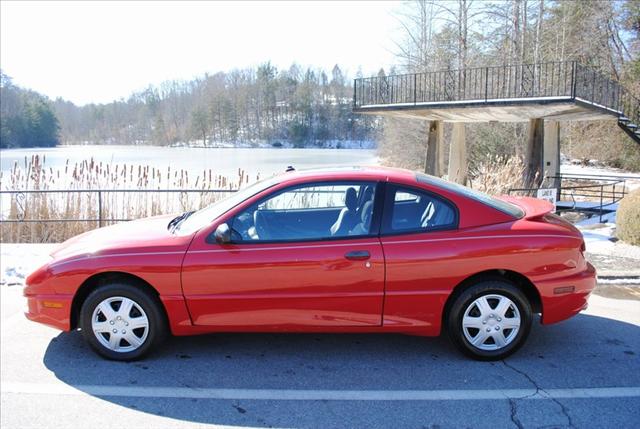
[50,214,192,261]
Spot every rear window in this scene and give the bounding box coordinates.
[416,173,524,219]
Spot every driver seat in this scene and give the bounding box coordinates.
[330,187,358,236]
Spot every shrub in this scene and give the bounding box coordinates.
[617,189,640,245]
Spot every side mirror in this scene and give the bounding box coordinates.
[214,223,231,244]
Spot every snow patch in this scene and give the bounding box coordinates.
[561,162,640,191]
[577,223,640,260]
[0,244,57,286]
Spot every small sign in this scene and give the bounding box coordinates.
[536,188,557,211]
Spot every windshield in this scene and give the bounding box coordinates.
[416,172,525,218]
[174,175,281,235]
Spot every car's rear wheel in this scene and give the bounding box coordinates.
[447,280,532,360]
[79,283,166,361]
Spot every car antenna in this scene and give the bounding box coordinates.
[285,166,295,172]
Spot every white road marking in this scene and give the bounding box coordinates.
[2,382,639,401]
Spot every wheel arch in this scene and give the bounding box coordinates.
[70,271,165,330]
[442,269,542,327]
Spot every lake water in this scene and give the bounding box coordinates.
[0,146,379,179]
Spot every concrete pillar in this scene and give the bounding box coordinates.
[543,120,561,189]
[525,118,544,187]
[448,123,467,184]
[425,120,443,176]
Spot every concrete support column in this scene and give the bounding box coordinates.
[525,118,544,187]
[425,120,444,176]
[543,120,561,189]
[448,123,467,184]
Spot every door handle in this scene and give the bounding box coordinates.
[344,250,371,261]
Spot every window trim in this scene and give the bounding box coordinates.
[216,180,383,245]
[380,183,459,237]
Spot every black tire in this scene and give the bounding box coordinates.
[79,282,166,361]
[446,280,532,361]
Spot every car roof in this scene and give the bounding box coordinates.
[277,165,417,183]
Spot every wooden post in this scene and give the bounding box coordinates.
[525,118,544,187]
[424,120,443,176]
[543,120,561,189]
[448,123,467,184]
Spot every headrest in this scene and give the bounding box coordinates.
[345,187,358,210]
[361,186,374,202]
[361,200,373,223]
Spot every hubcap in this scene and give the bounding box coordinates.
[462,294,521,351]
[91,296,149,353]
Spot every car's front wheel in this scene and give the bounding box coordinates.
[79,283,166,361]
[447,280,532,360]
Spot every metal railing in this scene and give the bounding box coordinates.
[353,61,640,126]
[508,173,632,223]
[0,188,237,226]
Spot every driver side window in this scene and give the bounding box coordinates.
[230,182,377,242]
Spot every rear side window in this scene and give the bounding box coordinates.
[383,185,457,234]
[416,172,524,218]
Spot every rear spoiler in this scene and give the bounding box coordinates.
[498,196,554,219]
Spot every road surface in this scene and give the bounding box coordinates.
[1,283,639,429]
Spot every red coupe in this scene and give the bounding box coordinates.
[25,166,596,361]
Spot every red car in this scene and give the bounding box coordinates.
[25,166,596,361]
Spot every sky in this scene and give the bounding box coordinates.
[1,1,399,106]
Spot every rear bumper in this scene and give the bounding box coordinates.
[538,262,597,325]
[24,294,72,331]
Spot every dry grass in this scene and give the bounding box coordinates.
[468,155,528,195]
[0,155,256,243]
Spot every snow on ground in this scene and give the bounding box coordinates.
[577,222,640,261]
[561,161,640,191]
[0,243,57,286]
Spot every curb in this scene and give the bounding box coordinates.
[597,271,640,279]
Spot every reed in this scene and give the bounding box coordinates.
[469,155,528,195]
[0,155,257,243]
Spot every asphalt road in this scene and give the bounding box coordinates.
[1,284,639,429]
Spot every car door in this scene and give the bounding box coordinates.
[378,183,460,333]
[181,180,385,328]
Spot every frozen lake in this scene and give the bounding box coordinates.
[0,145,378,179]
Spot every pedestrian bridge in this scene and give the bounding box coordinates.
[352,61,639,185]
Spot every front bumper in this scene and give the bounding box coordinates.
[538,262,597,325]
[24,293,73,331]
